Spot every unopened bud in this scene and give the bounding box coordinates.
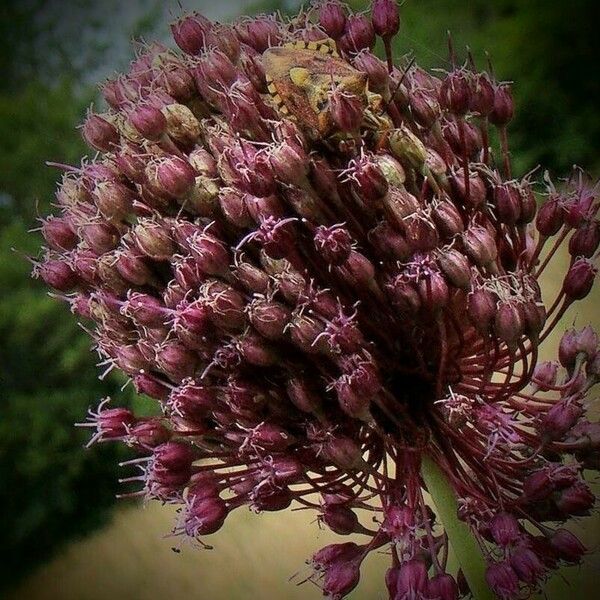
[82,112,119,152]
[489,83,514,126]
[371,0,400,39]
[563,258,596,300]
[318,1,347,39]
[340,14,375,54]
[569,220,600,258]
[536,197,564,236]
[550,529,586,563]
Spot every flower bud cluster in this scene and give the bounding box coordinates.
[34,2,599,599]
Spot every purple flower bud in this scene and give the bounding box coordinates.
[349,153,389,203]
[171,13,211,55]
[232,259,270,294]
[134,218,175,260]
[410,88,440,128]
[529,536,559,568]
[155,341,198,382]
[419,270,450,311]
[334,377,372,420]
[550,529,586,563]
[201,281,246,331]
[405,216,440,252]
[395,559,429,599]
[244,192,284,222]
[82,112,119,152]
[322,503,360,535]
[439,70,471,115]
[575,325,598,359]
[128,104,167,141]
[490,512,521,547]
[243,15,281,53]
[523,464,578,502]
[184,495,228,536]
[252,487,292,512]
[489,83,514,126]
[469,72,495,116]
[539,400,583,440]
[248,298,291,340]
[368,221,410,260]
[443,117,482,158]
[330,88,365,132]
[510,545,545,584]
[129,419,171,448]
[467,287,498,333]
[427,574,459,600]
[536,197,564,236]
[192,49,238,96]
[218,188,253,228]
[168,380,215,420]
[494,301,525,349]
[188,233,230,277]
[340,14,375,54]
[559,328,579,369]
[247,422,294,452]
[485,561,519,600]
[314,543,363,573]
[239,44,267,93]
[322,435,363,470]
[92,180,135,221]
[153,440,195,482]
[431,199,465,239]
[153,156,197,198]
[41,216,78,251]
[462,225,498,268]
[437,248,472,289]
[517,182,537,224]
[285,377,323,414]
[386,277,421,314]
[556,481,595,516]
[569,220,600,258]
[322,559,361,599]
[115,249,154,286]
[564,191,595,228]
[353,50,389,94]
[36,258,78,291]
[268,140,309,185]
[532,361,559,391]
[371,0,400,39]
[314,225,354,266]
[237,330,277,367]
[563,257,596,300]
[80,399,135,443]
[383,505,415,542]
[319,1,347,39]
[494,182,522,225]
[133,373,170,401]
[123,292,167,326]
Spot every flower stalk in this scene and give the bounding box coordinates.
[421,454,495,600]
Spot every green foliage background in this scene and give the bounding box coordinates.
[0,0,597,594]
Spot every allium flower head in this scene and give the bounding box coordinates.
[35,1,599,598]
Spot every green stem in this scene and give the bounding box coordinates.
[421,454,495,600]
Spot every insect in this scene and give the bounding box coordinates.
[262,39,371,140]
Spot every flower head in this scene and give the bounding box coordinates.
[35,2,599,599]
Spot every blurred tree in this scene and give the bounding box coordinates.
[0,1,161,592]
[0,80,141,592]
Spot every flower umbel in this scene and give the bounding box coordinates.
[35,2,599,599]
